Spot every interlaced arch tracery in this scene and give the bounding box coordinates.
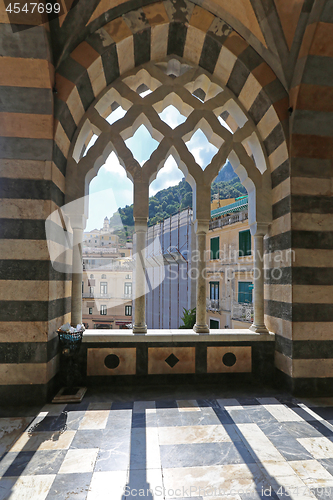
[66,56,271,229]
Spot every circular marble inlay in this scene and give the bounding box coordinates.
[222,352,236,367]
[104,354,120,369]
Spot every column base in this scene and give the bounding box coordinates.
[133,324,147,334]
[193,323,210,334]
[249,323,269,334]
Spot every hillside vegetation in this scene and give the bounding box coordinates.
[111,162,246,242]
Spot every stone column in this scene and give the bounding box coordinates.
[133,217,148,333]
[193,220,210,333]
[70,215,86,327]
[250,232,268,333]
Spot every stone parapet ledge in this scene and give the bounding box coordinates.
[82,329,275,343]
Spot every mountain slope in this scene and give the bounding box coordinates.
[110,163,246,237]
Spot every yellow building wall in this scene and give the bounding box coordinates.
[82,269,132,329]
[206,215,253,330]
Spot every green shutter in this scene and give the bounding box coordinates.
[239,230,251,256]
[210,319,219,329]
[238,282,252,303]
[210,237,219,260]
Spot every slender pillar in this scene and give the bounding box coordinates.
[193,221,209,333]
[250,233,268,333]
[70,215,86,327]
[133,217,148,333]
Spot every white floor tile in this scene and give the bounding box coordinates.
[79,410,109,430]
[0,474,55,500]
[87,471,128,500]
[297,437,333,459]
[263,404,303,422]
[10,430,76,452]
[58,448,99,474]
[288,459,333,487]
[158,424,232,445]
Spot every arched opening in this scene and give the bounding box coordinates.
[63,56,272,335]
[81,150,134,331]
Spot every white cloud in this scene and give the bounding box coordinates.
[159,105,186,129]
[149,156,183,196]
[103,151,127,177]
[186,129,218,169]
[125,125,159,165]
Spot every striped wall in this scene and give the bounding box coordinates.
[0,16,71,403]
[272,2,333,394]
[1,0,332,400]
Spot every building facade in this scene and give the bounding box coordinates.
[83,216,119,250]
[82,218,133,329]
[206,196,254,330]
[82,266,133,329]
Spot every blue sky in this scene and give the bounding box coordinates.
[86,106,229,231]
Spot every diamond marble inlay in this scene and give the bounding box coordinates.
[165,353,179,368]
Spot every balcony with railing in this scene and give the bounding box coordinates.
[82,292,133,300]
[206,298,221,312]
[82,292,112,299]
[209,211,248,230]
[232,302,254,323]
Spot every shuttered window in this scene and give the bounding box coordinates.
[210,319,219,329]
[210,237,220,260]
[238,282,252,303]
[210,282,219,300]
[239,230,251,257]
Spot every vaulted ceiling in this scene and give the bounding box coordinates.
[49,0,324,89]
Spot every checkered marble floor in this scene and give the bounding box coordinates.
[2,394,333,499]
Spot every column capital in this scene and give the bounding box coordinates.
[249,222,269,237]
[194,219,210,234]
[69,214,87,231]
[134,217,148,232]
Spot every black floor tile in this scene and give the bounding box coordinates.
[70,430,104,449]
[269,435,314,461]
[309,420,333,438]
[213,409,235,425]
[160,441,256,468]
[27,414,68,433]
[111,402,133,410]
[94,448,129,472]
[155,400,178,409]
[237,398,261,406]
[3,450,66,477]
[45,472,92,499]
[283,421,323,439]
